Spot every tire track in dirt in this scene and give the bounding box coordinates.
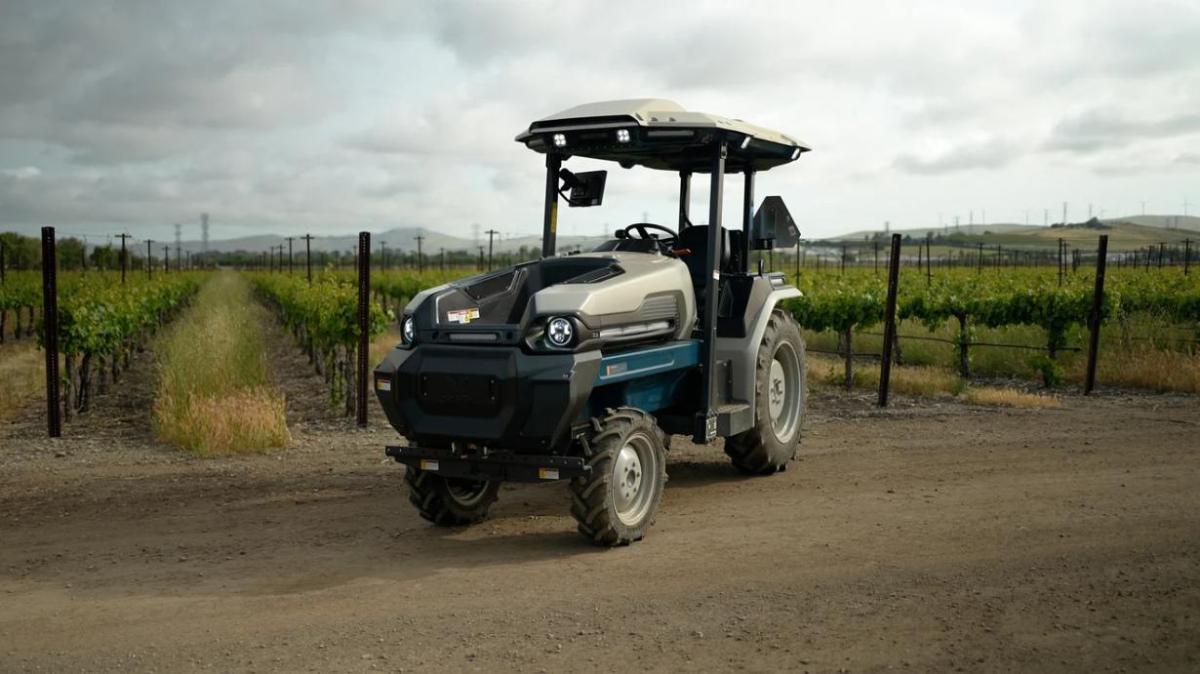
[1,393,1197,672]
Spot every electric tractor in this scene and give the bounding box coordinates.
[374,99,810,546]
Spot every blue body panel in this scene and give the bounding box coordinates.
[584,340,701,417]
[593,341,701,385]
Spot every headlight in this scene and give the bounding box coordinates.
[546,317,574,347]
[401,316,415,344]
[616,128,631,143]
[552,133,567,148]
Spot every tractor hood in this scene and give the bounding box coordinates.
[402,252,696,352]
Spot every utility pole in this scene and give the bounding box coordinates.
[485,229,498,270]
[1044,209,1049,227]
[302,234,314,284]
[478,246,485,271]
[1062,201,1068,226]
[145,239,153,278]
[1141,200,1146,216]
[174,223,182,269]
[163,245,170,273]
[440,247,445,270]
[200,212,209,269]
[286,236,295,274]
[116,233,132,284]
[414,234,425,273]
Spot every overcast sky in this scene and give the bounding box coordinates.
[1,0,1198,244]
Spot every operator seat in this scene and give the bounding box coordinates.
[676,225,737,321]
[677,225,729,286]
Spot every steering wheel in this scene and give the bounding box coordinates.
[619,222,678,247]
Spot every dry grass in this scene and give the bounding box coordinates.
[963,387,1062,409]
[369,324,401,369]
[154,272,290,454]
[1067,347,1200,394]
[156,388,290,457]
[0,342,43,419]
[807,354,962,396]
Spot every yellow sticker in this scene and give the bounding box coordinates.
[538,468,559,480]
[420,459,440,471]
[446,307,480,324]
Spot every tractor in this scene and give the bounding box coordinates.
[374,99,809,545]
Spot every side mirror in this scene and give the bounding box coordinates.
[752,196,800,249]
[559,169,607,207]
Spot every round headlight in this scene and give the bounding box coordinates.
[402,316,415,344]
[546,317,574,347]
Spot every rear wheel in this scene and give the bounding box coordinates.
[570,408,667,546]
[725,310,806,475]
[406,467,500,526]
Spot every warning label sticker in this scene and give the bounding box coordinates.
[446,307,480,324]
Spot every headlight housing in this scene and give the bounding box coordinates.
[401,316,415,344]
[546,316,574,347]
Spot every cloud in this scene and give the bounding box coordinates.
[893,138,1023,175]
[1,166,40,179]
[1,0,1198,239]
[1045,109,1200,154]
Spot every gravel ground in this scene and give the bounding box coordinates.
[1,321,1198,672]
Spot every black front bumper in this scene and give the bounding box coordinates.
[385,445,590,483]
[374,344,601,452]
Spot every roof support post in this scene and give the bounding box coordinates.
[741,169,756,273]
[694,139,727,444]
[541,154,562,258]
[678,171,691,230]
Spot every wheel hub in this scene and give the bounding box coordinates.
[613,444,643,515]
[769,358,787,422]
[767,342,801,444]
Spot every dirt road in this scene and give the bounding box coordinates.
[2,387,1198,673]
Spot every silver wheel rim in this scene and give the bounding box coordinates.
[769,341,801,444]
[446,479,491,507]
[613,432,657,526]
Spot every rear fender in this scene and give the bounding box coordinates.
[714,282,801,423]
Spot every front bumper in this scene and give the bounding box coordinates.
[374,344,601,452]
[385,445,590,482]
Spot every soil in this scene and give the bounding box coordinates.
[1,321,1198,672]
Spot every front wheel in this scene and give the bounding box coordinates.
[406,467,500,526]
[725,310,807,475]
[570,408,668,546]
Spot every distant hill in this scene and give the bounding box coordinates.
[1103,215,1200,232]
[834,223,1036,241]
[174,227,611,255]
[827,214,1198,251]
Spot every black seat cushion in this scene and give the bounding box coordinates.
[677,226,731,287]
